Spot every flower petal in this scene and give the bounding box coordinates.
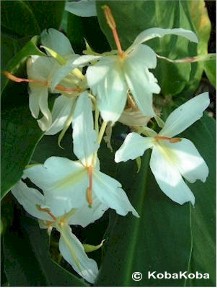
[164,138,209,183]
[69,196,108,227]
[86,56,128,122]
[41,28,74,56]
[115,132,154,162]
[45,96,75,135]
[124,45,160,117]
[59,225,98,284]
[27,55,56,81]
[150,146,195,205]
[130,27,198,49]
[24,157,88,215]
[73,55,102,66]
[65,0,97,17]
[72,92,99,165]
[93,171,139,217]
[159,92,210,137]
[11,180,52,221]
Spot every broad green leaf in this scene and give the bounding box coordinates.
[3,215,87,286]
[1,105,43,199]
[204,59,216,87]
[96,114,215,286]
[67,12,86,54]
[1,0,40,38]
[27,1,66,31]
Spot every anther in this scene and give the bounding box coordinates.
[102,5,125,58]
[155,136,182,143]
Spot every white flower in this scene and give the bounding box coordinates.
[11,180,100,284]
[27,29,88,134]
[24,92,139,217]
[115,93,210,205]
[86,7,198,122]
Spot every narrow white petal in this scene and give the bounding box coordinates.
[59,225,98,284]
[164,138,209,183]
[87,56,128,122]
[72,92,99,165]
[28,85,43,118]
[65,0,97,17]
[127,44,157,68]
[37,86,52,131]
[130,27,198,50]
[115,132,153,162]
[124,45,160,117]
[24,157,88,215]
[150,146,195,205]
[93,171,139,217]
[41,28,74,56]
[27,55,57,81]
[73,55,102,66]
[11,180,51,221]
[159,92,210,137]
[69,196,108,227]
[45,96,75,135]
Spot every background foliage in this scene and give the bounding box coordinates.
[1,0,216,286]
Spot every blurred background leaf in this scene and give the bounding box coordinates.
[1,106,43,199]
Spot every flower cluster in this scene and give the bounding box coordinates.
[9,5,209,284]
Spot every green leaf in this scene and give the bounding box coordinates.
[175,0,212,98]
[1,0,40,38]
[1,105,43,199]
[96,115,215,286]
[204,59,216,88]
[3,214,87,286]
[27,0,66,31]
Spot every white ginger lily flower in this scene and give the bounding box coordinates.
[24,92,139,217]
[86,6,198,122]
[115,92,210,205]
[26,29,88,134]
[11,180,101,284]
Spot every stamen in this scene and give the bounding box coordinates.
[4,71,81,93]
[55,84,82,93]
[36,204,56,221]
[86,166,93,207]
[3,71,47,85]
[155,135,182,143]
[102,5,124,58]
